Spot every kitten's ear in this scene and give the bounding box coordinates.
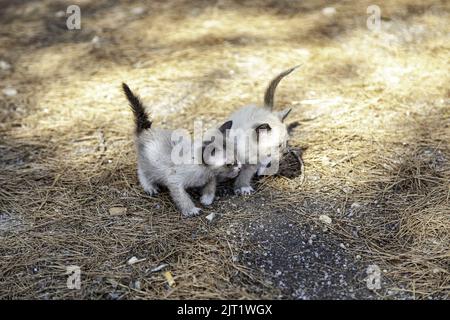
[255,123,272,142]
[287,121,300,135]
[277,108,292,122]
[218,120,233,135]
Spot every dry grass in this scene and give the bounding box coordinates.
[0,0,449,299]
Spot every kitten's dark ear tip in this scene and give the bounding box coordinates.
[218,120,233,134]
[287,121,300,135]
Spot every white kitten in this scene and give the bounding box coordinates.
[122,83,240,217]
[225,66,299,195]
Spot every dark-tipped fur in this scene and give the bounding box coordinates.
[263,65,300,110]
[122,83,152,134]
[287,121,300,135]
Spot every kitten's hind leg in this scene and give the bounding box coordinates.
[167,184,201,217]
[234,164,258,195]
[138,168,159,196]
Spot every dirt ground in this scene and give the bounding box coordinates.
[0,0,449,299]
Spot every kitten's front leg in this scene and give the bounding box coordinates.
[168,184,201,217]
[200,179,216,206]
[234,164,258,195]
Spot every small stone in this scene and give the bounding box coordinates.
[3,87,17,96]
[92,35,100,43]
[205,212,216,222]
[127,256,146,265]
[91,36,102,48]
[319,214,332,225]
[55,10,65,18]
[0,60,11,70]
[322,7,336,17]
[131,7,145,15]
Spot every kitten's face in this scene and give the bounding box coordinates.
[254,116,289,160]
[202,121,242,178]
[210,157,242,179]
[231,107,290,163]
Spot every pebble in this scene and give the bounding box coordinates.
[133,280,141,290]
[127,256,146,265]
[91,36,102,48]
[54,10,65,18]
[319,214,332,225]
[322,7,337,17]
[0,60,11,70]
[3,87,17,96]
[205,212,216,222]
[131,7,145,15]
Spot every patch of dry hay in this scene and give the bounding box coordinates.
[0,0,449,299]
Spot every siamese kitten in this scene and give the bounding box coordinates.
[226,66,299,195]
[122,83,240,217]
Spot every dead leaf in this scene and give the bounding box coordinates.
[109,207,127,216]
[164,271,175,287]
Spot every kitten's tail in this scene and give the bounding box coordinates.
[263,65,301,110]
[122,83,152,135]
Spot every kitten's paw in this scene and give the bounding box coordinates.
[200,193,214,206]
[182,207,202,217]
[234,186,254,196]
[144,186,159,196]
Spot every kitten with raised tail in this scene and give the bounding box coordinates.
[122,83,240,217]
[225,66,299,195]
